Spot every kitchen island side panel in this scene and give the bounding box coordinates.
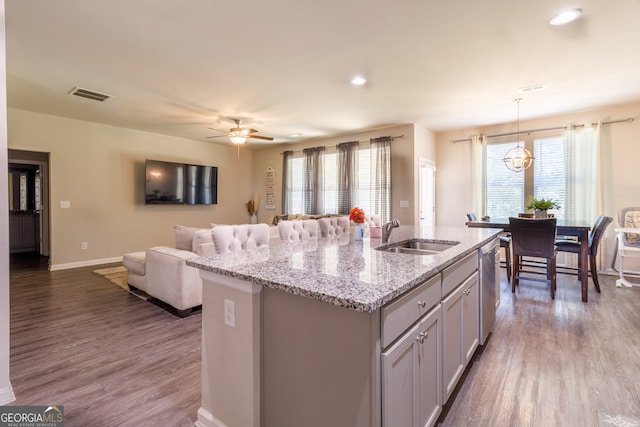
[262,286,381,427]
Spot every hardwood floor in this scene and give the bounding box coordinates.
[439,270,640,427]
[8,254,201,427]
[7,254,640,426]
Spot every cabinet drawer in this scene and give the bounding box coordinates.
[442,252,477,297]
[381,274,441,349]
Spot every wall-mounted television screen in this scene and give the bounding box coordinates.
[145,159,218,205]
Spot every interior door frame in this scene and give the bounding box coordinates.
[419,158,436,228]
[8,150,50,257]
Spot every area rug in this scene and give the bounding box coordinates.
[597,409,640,427]
[93,266,150,300]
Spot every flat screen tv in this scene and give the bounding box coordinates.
[145,159,218,205]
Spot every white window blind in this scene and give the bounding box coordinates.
[534,137,565,219]
[285,144,390,217]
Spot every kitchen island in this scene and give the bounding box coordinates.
[187,225,500,427]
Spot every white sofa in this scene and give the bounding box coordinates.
[122,217,354,316]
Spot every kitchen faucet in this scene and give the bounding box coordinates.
[382,219,400,243]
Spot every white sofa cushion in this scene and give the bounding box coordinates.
[174,225,209,251]
[278,219,319,244]
[212,224,271,254]
[192,229,216,256]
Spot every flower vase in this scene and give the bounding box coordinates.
[250,214,258,224]
[353,223,364,241]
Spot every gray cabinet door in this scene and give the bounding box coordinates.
[382,306,442,427]
[441,283,464,403]
[462,272,480,364]
[382,322,420,427]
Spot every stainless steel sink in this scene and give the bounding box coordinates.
[376,239,460,255]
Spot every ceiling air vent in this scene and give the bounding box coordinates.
[69,87,111,102]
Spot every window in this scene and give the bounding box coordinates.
[284,143,391,220]
[485,135,565,219]
[486,142,525,219]
[533,137,565,219]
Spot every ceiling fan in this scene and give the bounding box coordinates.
[206,118,274,144]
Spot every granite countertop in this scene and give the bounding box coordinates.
[187,225,501,313]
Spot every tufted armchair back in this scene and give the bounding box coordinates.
[364,214,381,227]
[278,220,319,244]
[318,216,350,238]
[212,224,270,254]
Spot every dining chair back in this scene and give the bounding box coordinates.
[212,224,270,254]
[509,217,558,299]
[555,215,612,293]
[278,219,319,244]
[467,212,512,282]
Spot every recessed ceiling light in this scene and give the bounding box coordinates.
[351,75,367,86]
[289,133,304,138]
[549,9,582,26]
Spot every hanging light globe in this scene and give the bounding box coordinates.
[503,97,534,172]
[503,145,534,172]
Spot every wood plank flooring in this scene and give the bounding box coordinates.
[439,270,640,427]
[7,253,640,426]
[8,254,201,427]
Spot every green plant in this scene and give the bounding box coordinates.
[526,196,560,211]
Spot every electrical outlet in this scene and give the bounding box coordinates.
[81,242,88,250]
[400,200,409,208]
[60,200,71,208]
[224,299,236,328]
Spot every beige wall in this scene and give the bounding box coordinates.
[8,108,254,269]
[250,123,435,226]
[435,99,640,269]
[0,0,15,405]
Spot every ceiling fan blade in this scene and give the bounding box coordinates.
[207,127,227,133]
[206,135,226,139]
[248,134,274,141]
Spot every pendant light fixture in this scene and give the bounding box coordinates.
[503,98,534,172]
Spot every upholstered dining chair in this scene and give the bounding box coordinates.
[509,217,558,299]
[318,216,350,238]
[212,223,270,254]
[467,212,512,282]
[277,219,319,244]
[555,215,612,293]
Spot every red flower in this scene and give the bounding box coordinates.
[349,207,365,224]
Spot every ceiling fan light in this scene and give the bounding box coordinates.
[230,135,247,144]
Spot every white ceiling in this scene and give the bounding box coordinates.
[6,0,640,147]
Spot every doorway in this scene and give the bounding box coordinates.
[419,158,436,227]
[8,149,50,269]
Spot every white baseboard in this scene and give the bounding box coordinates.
[196,407,228,427]
[49,256,123,271]
[0,384,16,405]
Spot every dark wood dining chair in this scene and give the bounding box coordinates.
[467,212,512,282]
[509,217,558,299]
[555,215,612,293]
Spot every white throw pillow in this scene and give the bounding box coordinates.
[174,225,209,251]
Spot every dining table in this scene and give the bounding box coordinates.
[466,218,592,302]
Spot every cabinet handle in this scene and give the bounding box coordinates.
[417,300,427,308]
[416,331,428,343]
[463,288,471,296]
